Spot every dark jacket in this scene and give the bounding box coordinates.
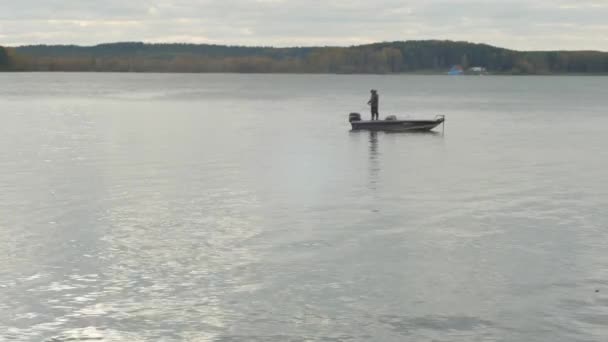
[368,93,379,107]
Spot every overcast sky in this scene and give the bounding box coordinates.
[1,0,607,50]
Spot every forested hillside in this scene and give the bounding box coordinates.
[4,40,608,74]
[0,46,10,70]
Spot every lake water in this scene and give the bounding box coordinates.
[1,73,608,341]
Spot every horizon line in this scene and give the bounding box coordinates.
[5,39,608,53]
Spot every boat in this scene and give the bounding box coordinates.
[348,113,445,132]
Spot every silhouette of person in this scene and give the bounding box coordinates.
[367,89,379,120]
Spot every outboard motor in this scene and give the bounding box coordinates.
[349,113,361,123]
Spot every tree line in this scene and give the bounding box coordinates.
[2,41,608,74]
[0,46,11,70]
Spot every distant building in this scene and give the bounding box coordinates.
[469,66,488,74]
[448,65,464,75]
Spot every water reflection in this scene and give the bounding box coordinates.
[368,132,380,190]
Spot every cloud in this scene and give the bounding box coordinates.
[1,0,607,50]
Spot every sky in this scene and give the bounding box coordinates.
[1,0,608,51]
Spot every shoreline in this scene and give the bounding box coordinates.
[2,70,608,76]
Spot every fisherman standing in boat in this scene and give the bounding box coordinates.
[367,89,379,120]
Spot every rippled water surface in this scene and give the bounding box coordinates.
[1,73,608,341]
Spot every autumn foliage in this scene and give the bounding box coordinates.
[4,40,608,74]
